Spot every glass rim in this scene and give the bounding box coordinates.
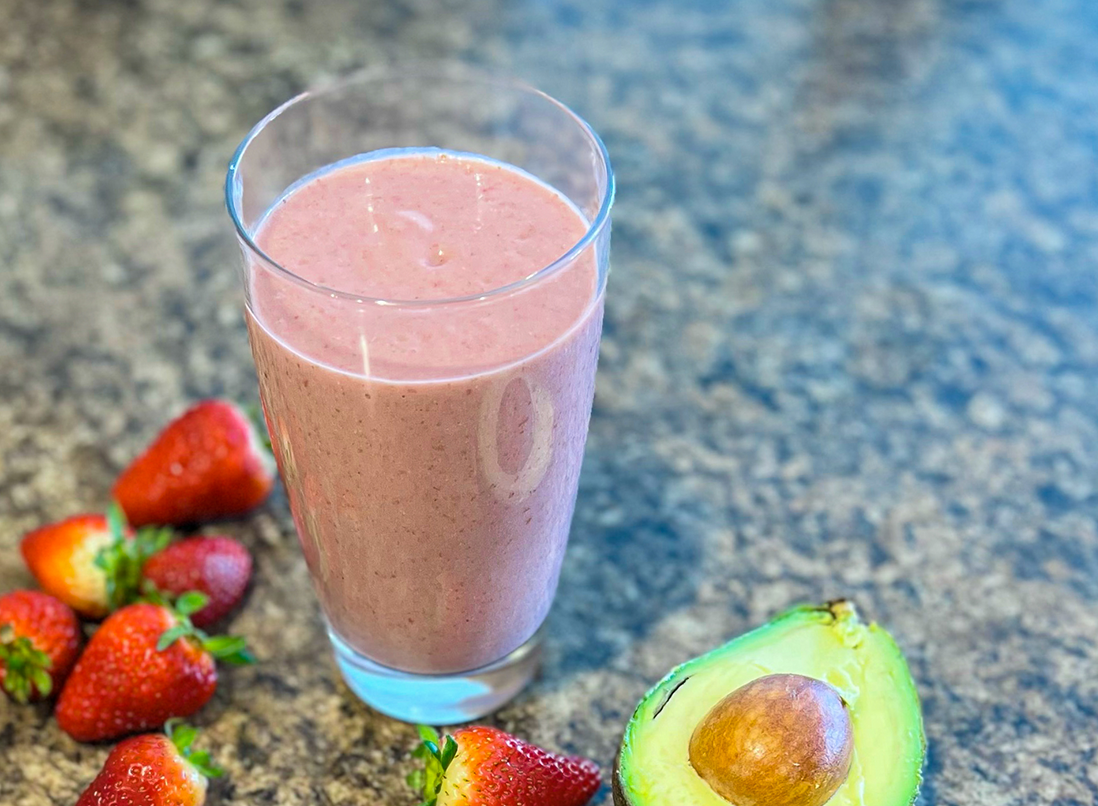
[224,63,615,308]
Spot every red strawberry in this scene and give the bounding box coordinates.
[410,725,601,806]
[76,720,221,806]
[142,536,253,628]
[113,400,275,527]
[56,596,254,742]
[20,508,170,619]
[0,591,81,703]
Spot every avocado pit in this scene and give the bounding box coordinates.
[688,673,853,806]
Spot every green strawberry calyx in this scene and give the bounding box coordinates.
[407,725,459,806]
[155,591,256,666]
[244,402,274,454]
[94,502,173,612]
[164,718,224,779]
[0,623,54,703]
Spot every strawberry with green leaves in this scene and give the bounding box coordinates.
[113,399,275,527]
[410,725,601,806]
[0,590,81,703]
[76,719,221,806]
[56,593,254,743]
[20,506,170,619]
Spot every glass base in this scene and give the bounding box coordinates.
[329,629,542,723]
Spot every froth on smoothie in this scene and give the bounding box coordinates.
[250,149,599,381]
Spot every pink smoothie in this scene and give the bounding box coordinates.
[246,150,603,674]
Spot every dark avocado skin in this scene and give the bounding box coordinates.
[612,753,628,806]
[613,674,694,805]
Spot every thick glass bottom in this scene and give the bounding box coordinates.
[328,628,541,724]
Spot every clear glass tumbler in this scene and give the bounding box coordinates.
[226,65,613,722]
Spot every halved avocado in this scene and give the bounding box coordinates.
[614,601,924,806]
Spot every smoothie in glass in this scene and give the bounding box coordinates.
[246,150,602,675]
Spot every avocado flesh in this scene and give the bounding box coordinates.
[616,602,924,806]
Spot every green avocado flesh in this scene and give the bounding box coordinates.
[616,601,924,806]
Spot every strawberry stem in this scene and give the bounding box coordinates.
[96,503,173,612]
[245,403,273,453]
[408,726,458,806]
[165,719,224,779]
[175,591,209,618]
[0,623,54,703]
[155,592,256,666]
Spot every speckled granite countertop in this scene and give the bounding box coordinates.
[2,0,1097,803]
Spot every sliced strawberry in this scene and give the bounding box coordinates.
[113,400,276,527]
[410,725,601,806]
[0,591,81,703]
[76,720,221,806]
[56,595,254,743]
[142,536,253,628]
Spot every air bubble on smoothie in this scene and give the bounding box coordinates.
[423,244,450,268]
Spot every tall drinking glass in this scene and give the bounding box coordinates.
[226,65,613,722]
